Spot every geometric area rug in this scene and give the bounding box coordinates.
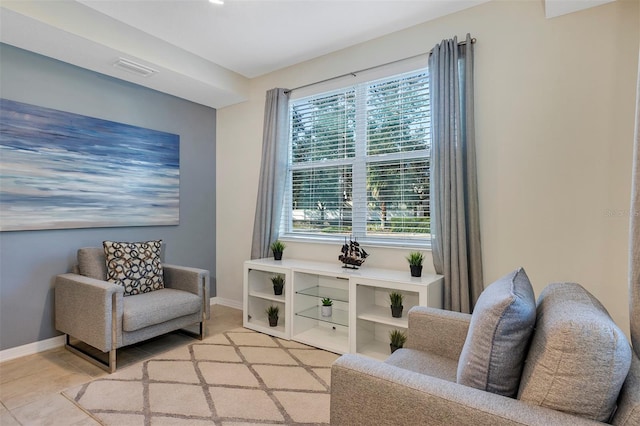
[62,328,340,425]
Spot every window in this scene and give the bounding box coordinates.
[281,68,430,246]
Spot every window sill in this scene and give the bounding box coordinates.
[279,234,431,251]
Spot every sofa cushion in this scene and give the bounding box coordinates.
[122,288,201,332]
[77,247,107,280]
[104,240,164,296]
[456,267,536,397]
[518,282,632,422]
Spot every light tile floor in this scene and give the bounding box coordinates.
[0,305,243,425]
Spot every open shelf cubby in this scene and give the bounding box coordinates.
[243,263,291,340]
[292,270,350,354]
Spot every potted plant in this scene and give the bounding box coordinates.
[270,240,286,260]
[266,305,279,327]
[406,251,424,277]
[389,329,407,353]
[271,274,284,296]
[389,291,404,318]
[321,297,333,317]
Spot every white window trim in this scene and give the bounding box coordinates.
[278,233,431,250]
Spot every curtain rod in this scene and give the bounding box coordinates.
[285,38,476,95]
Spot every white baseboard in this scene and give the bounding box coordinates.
[0,299,242,363]
[210,296,242,310]
[0,335,66,363]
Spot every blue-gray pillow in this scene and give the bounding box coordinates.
[456,267,536,397]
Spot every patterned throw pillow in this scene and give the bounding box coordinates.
[103,240,164,296]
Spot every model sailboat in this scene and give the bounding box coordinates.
[339,236,369,269]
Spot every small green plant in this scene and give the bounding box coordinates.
[266,305,279,318]
[406,251,424,266]
[270,240,286,252]
[271,240,286,260]
[389,329,407,348]
[266,305,279,327]
[271,275,284,288]
[321,297,333,306]
[271,274,285,295]
[389,291,404,307]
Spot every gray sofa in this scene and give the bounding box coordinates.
[55,247,210,372]
[331,276,639,425]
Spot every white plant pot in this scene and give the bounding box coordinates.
[321,305,332,317]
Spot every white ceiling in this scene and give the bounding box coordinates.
[0,0,613,109]
[544,0,614,19]
[76,0,490,79]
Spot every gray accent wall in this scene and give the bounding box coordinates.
[0,44,217,351]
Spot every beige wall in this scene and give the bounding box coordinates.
[217,0,639,334]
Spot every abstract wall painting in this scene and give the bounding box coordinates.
[0,98,180,231]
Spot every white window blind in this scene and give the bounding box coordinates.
[282,68,431,245]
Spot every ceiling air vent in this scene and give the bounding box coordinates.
[113,58,158,78]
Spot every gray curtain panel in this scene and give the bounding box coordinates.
[429,33,483,313]
[630,47,640,356]
[251,88,290,259]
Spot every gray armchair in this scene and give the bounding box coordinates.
[331,281,640,425]
[55,247,210,373]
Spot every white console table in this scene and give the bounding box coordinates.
[243,258,443,360]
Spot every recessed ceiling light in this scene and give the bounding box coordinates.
[209,0,224,4]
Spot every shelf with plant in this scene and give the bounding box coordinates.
[321,297,333,317]
[353,318,406,359]
[356,306,409,327]
[270,240,286,260]
[296,304,349,327]
[271,274,285,296]
[389,329,407,353]
[354,285,417,327]
[295,285,349,302]
[246,268,288,303]
[266,305,280,327]
[406,251,424,277]
[389,291,404,318]
[245,292,286,335]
